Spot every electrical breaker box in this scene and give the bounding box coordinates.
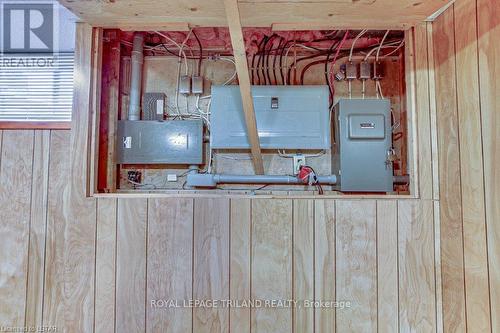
[117,120,203,164]
[332,99,393,192]
[210,85,330,149]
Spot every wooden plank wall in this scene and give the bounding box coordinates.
[432,0,499,331]
[0,135,439,331]
[0,1,499,330]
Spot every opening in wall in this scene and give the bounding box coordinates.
[90,27,414,197]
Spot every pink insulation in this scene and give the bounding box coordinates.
[121,28,383,56]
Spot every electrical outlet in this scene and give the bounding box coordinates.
[293,155,306,175]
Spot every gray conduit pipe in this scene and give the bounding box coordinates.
[128,33,145,121]
[186,173,337,188]
[186,173,409,188]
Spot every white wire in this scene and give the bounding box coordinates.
[349,29,368,62]
[154,31,189,73]
[283,44,317,85]
[218,57,237,85]
[363,41,401,61]
[376,30,390,61]
[376,81,385,99]
[173,29,193,117]
[382,40,405,58]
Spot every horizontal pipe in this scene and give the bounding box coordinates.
[187,173,337,188]
[187,173,407,189]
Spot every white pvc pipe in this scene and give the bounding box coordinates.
[128,33,145,121]
[186,173,337,188]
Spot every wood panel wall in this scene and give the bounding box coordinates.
[432,0,499,331]
[0,0,499,331]
[0,130,438,331]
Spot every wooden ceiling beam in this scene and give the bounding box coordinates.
[223,0,264,175]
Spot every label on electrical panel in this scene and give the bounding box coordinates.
[156,99,164,115]
[123,136,132,149]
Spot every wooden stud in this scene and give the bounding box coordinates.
[404,29,419,197]
[98,29,121,192]
[414,24,434,200]
[65,23,98,332]
[89,28,103,196]
[222,0,264,174]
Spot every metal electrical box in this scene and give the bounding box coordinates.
[210,85,330,149]
[332,99,393,192]
[117,120,203,164]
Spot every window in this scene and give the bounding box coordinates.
[0,0,76,128]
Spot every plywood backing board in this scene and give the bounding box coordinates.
[58,0,453,29]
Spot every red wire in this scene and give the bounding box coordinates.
[329,30,350,86]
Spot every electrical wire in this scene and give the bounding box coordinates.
[376,30,390,61]
[192,30,203,76]
[348,29,367,62]
[154,31,189,74]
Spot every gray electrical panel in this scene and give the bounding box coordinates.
[117,120,203,164]
[210,85,330,149]
[332,99,393,192]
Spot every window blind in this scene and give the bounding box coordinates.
[0,52,74,122]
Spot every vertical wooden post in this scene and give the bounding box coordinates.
[222,0,264,174]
